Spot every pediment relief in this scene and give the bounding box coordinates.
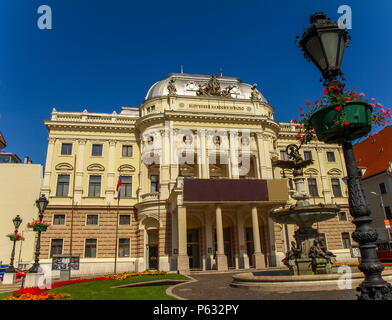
[55,163,73,171]
[327,168,342,176]
[118,164,136,173]
[304,168,319,175]
[87,163,105,172]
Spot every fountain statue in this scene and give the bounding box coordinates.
[270,144,339,275]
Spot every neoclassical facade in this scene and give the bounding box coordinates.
[39,73,356,275]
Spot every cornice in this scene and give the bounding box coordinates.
[45,121,136,133]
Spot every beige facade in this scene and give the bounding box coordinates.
[39,73,357,276]
[0,163,43,267]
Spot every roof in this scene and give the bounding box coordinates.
[0,132,6,150]
[145,73,268,102]
[353,125,392,179]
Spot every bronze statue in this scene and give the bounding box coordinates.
[282,241,302,268]
[196,74,234,97]
[308,239,336,263]
[271,144,313,176]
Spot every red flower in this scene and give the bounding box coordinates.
[299,106,303,110]
[323,89,329,95]
[295,125,301,129]
[335,106,342,112]
[329,85,336,90]
[342,122,351,126]
[332,120,337,123]
[344,97,351,102]
[291,119,297,123]
[300,114,304,117]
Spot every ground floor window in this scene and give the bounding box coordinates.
[85,239,97,258]
[50,239,63,257]
[118,238,130,257]
[341,232,351,249]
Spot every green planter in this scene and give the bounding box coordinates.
[309,101,372,143]
[33,225,48,232]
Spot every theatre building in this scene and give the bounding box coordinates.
[39,73,356,275]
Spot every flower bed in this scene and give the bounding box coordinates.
[104,271,167,281]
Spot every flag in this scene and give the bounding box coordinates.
[116,175,123,199]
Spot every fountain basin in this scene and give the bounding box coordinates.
[231,270,392,292]
[270,204,340,225]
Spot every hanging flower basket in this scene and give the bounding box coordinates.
[27,220,50,232]
[309,101,372,143]
[6,233,25,241]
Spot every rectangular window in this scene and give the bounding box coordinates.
[385,206,392,220]
[308,178,319,197]
[119,215,131,225]
[61,143,72,155]
[88,175,101,197]
[56,175,70,197]
[338,211,347,221]
[86,214,99,225]
[92,144,103,156]
[341,232,351,249]
[118,238,130,257]
[331,178,343,197]
[119,176,132,198]
[53,214,66,225]
[122,145,133,157]
[280,150,288,160]
[304,151,312,161]
[85,239,97,258]
[318,233,328,249]
[150,175,159,193]
[327,152,336,162]
[50,239,63,258]
[380,183,387,194]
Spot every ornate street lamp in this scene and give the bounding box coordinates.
[6,215,23,273]
[28,194,49,273]
[297,12,392,299]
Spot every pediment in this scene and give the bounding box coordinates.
[327,168,342,176]
[118,164,136,173]
[87,163,105,172]
[55,163,73,171]
[304,168,319,175]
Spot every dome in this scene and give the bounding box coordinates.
[145,73,268,102]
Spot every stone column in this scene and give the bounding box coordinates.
[316,147,332,203]
[256,133,267,178]
[268,217,278,267]
[251,205,265,269]
[229,131,239,179]
[262,136,274,179]
[236,211,249,269]
[204,209,214,269]
[73,139,86,203]
[42,137,56,196]
[215,205,228,271]
[160,128,170,198]
[176,206,189,272]
[105,140,116,204]
[199,129,209,178]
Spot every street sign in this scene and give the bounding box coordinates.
[52,255,80,271]
[351,245,361,258]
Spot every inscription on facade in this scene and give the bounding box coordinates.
[188,104,245,112]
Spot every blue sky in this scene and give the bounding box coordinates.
[0,0,391,165]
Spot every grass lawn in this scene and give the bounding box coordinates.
[0,274,190,300]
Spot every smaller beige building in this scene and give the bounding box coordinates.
[0,157,43,268]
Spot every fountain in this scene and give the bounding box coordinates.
[269,144,339,275]
[231,144,392,291]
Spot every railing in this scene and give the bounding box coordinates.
[140,192,160,201]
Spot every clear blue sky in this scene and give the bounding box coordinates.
[0,0,391,165]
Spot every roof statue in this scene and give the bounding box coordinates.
[167,79,177,96]
[196,74,234,97]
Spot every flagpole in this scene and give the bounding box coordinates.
[114,196,119,274]
[68,155,77,280]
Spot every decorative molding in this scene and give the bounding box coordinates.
[304,168,319,175]
[118,164,136,173]
[87,163,105,172]
[327,168,342,176]
[55,163,73,171]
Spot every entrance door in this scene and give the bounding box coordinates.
[245,227,254,267]
[187,229,201,269]
[224,228,234,268]
[148,245,158,270]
